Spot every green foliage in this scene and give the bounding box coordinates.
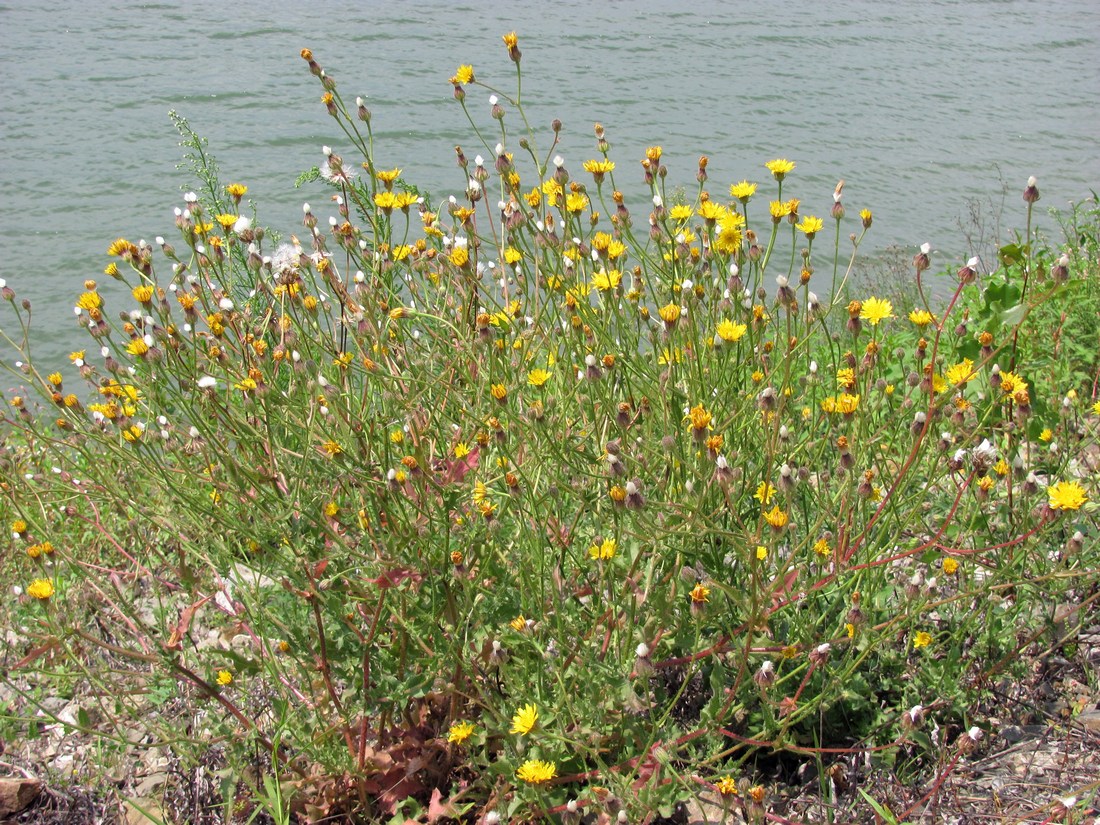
[1,37,1097,824]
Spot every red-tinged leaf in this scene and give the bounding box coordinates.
[427,788,459,822]
[442,444,480,484]
[165,595,212,651]
[770,569,800,604]
[370,567,424,590]
[312,559,329,579]
[14,638,60,670]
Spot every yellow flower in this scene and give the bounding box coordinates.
[215,670,234,686]
[453,442,470,458]
[565,192,590,213]
[583,159,616,181]
[797,215,824,237]
[132,284,155,304]
[836,393,860,415]
[451,64,474,85]
[913,631,933,649]
[658,302,681,324]
[859,296,894,326]
[320,439,343,457]
[942,557,959,575]
[510,615,528,632]
[27,579,54,600]
[836,368,856,389]
[76,291,102,311]
[373,191,398,212]
[516,759,557,785]
[215,213,239,228]
[323,501,340,517]
[769,200,792,220]
[859,208,873,227]
[689,583,710,603]
[490,383,508,401]
[756,545,768,561]
[504,246,523,264]
[589,538,617,560]
[908,309,934,327]
[450,246,470,267]
[646,146,663,162]
[527,368,551,387]
[715,776,739,797]
[686,403,713,432]
[1048,480,1087,511]
[729,180,757,201]
[998,371,1028,396]
[763,505,789,529]
[447,721,475,745]
[754,481,776,506]
[225,183,248,198]
[1093,400,1100,415]
[669,204,694,222]
[592,268,621,291]
[510,703,539,735]
[945,359,977,386]
[813,537,831,557]
[716,319,747,343]
[765,158,795,180]
[1039,427,1053,442]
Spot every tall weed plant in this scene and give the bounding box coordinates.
[2,35,1097,823]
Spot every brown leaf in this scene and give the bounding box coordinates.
[427,787,458,822]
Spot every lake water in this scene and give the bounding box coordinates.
[1,0,1098,368]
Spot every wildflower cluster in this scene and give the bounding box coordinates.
[1,35,1096,822]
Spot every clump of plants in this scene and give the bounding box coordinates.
[2,34,1097,824]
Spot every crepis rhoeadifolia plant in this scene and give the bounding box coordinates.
[1,31,1096,824]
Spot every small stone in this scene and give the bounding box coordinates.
[0,777,43,817]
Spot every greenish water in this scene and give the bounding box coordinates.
[1,0,1097,368]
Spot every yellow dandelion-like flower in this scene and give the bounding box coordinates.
[797,215,824,237]
[1039,427,1053,442]
[669,204,694,222]
[527,368,551,387]
[813,537,831,557]
[998,371,1028,396]
[756,545,768,561]
[592,268,622,291]
[516,759,557,785]
[451,64,474,85]
[765,158,796,180]
[715,776,739,797]
[942,557,959,575]
[215,669,234,686]
[565,192,590,213]
[588,538,617,560]
[730,180,758,201]
[1048,480,1087,511]
[686,403,713,432]
[27,579,55,600]
[763,505,789,529]
[583,159,616,182]
[945,359,976,386]
[912,631,933,649]
[225,182,248,198]
[447,721,475,745]
[689,582,710,603]
[754,481,776,506]
[510,615,528,632]
[716,319,747,343]
[658,302,681,324]
[323,501,340,518]
[215,213,239,229]
[510,703,539,735]
[449,246,470,267]
[859,296,894,326]
[769,200,792,220]
[908,309,934,327]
